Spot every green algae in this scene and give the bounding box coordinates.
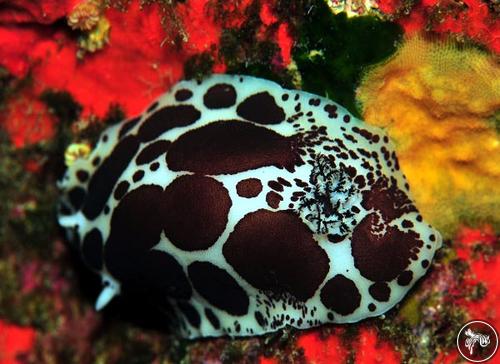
[292,0,402,116]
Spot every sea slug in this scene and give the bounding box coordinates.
[58,74,442,338]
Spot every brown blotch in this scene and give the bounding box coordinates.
[105,185,164,262]
[82,135,139,219]
[268,180,284,192]
[136,140,171,165]
[320,275,361,315]
[175,89,193,101]
[138,105,200,142]
[361,178,417,221]
[132,170,144,182]
[113,180,129,200]
[402,219,414,228]
[203,83,237,109]
[76,170,89,183]
[205,308,220,329]
[188,261,249,315]
[368,282,390,302]
[327,234,345,243]
[146,101,159,113]
[236,178,263,198]
[135,250,193,300]
[162,175,231,251]
[397,270,413,286]
[277,177,292,187]
[166,121,302,175]
[351,213,423,282]
[266,191,282,209]
[119,116,141,139]
[223,209,329,301]
[178,302,201,328]
[236,92,285,125]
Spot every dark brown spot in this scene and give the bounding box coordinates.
[237,92,285,125]
[368,282,390,302]
[136,140,171,165]
[163,175,231,251]
[266,191,282,209]
[223,209,329,301]
[178,302,200,328]
[119,116,140,139]
[351,213,423,282]
[114,181,129,200]
[368,303,376,312]
[132,170,144,182]
[327,234,345,243]
[81,228,103,271]
[402,219,414,228]
[149,162,160,171]
[320,275,361,315]
[397,270,413,286]
[82,135,140,220]
[255,311,266,327]
[188,261,249,315]
[138,105,200,142]
[205,308,220,329]
[166,121,301,174]
[76,170,89,182]
[236,178,263,198]
[147,101,159,113]
[277,177,292,187]
[135,250,192,299]
[361,178,417,221]
[68,187,86,210]
[268,180,284,192]
[203,83,237,109]
[421,259,429,268]
[175,89,193,101]
[103,185,164,258]
[324,104,337,118]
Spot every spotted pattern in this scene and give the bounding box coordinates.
[188,261,249,315]
[166,121,301,175]
[204,83,237,109]
[58,75,442,339]
[223,210,329,301]
[162,175,231,251]
[320,275,361,315]
[236,178,263,198]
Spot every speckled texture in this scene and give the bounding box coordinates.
[58,74,442,339]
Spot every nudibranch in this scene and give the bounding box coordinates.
[58,74,442,338]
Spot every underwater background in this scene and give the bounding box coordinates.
[0,0,498,363]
